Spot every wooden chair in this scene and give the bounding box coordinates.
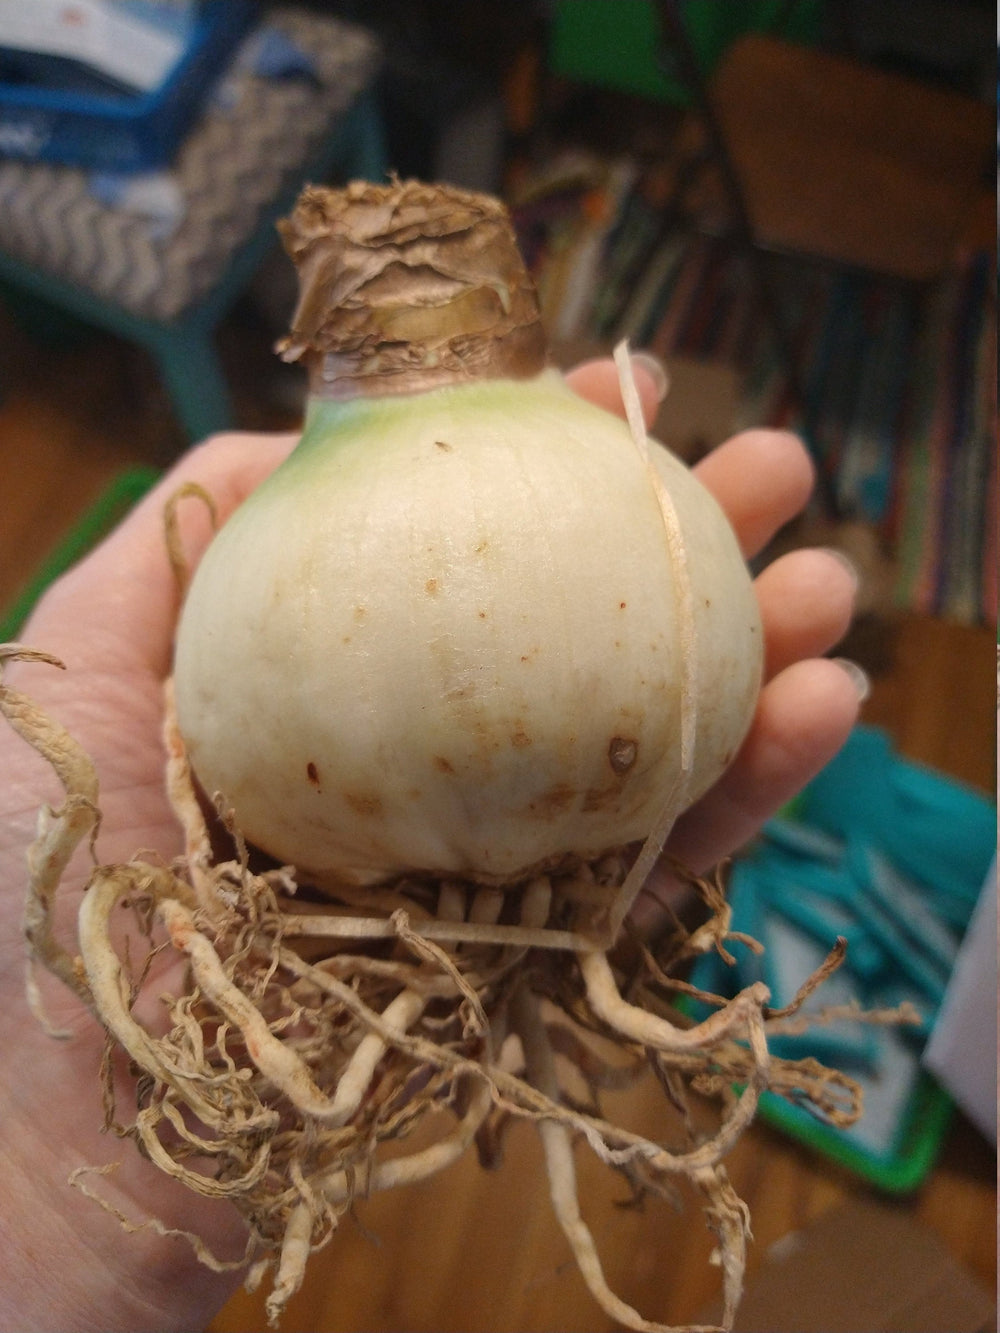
[657,10,993,281]
[653,1,994,512]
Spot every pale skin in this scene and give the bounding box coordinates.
[0,357,862,1333]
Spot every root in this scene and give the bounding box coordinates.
[70,1163,257,1270]
[515,982,700,1333]
[0,645,99,1019]
[2,646,887,1332]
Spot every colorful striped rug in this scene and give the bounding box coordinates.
[515,168,996,626]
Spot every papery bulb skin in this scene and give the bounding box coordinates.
[172,180,763,889]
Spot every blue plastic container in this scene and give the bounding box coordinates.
[0,1,257,172]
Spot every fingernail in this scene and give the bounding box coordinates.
[631,351,670,403]
[819,546,861,592]
[832,657,870,702]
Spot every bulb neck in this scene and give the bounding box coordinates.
[276,179,548,401]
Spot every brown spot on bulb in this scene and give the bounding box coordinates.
[344,793,383,818]
[527,784,576,817]
[608,737,638,775]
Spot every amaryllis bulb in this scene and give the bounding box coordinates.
[172,181,762,890]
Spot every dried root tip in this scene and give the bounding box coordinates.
[695,1166,752,1332]
[163,481,218,597]
[163,676,218,906]
[0,643,66,671]
[513,982,733,1333]
[1,646,100,1016]
[266,1202,314,1328]
[516,983,668,1331]
[540,1117,684,1333]
[69,1164,254,1272]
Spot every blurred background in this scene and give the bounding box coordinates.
[0,2,994,1329]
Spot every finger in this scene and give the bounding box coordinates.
[564,352,667,428]
[754,548,859,679]
[693,429,814,559]
[666,656,865,874]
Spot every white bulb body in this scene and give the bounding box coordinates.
[173,372,762,887]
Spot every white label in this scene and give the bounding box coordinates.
[0,1,189,92]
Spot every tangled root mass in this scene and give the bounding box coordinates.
[2,645,881,1332]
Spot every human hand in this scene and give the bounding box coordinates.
[0,432,300,1333]
[0,353,860,1332]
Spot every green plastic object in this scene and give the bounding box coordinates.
[677,719,998,1193]
[549,0,821,104]
[681,726,996,1191]
[756,1071,954,1195]
[679,966,955,1195]
[0,466,160,641]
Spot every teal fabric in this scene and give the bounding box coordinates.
[796,725,995,912]
[686,724,994,1190]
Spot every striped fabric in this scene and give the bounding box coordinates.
[0,9,379,321]
[675,244,997,627]
[890,253,997,623]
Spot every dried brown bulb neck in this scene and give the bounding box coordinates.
[276,179,548,400]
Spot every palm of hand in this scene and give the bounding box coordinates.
[0,436,298,1330]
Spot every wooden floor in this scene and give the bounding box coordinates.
[0,296,995,1331]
